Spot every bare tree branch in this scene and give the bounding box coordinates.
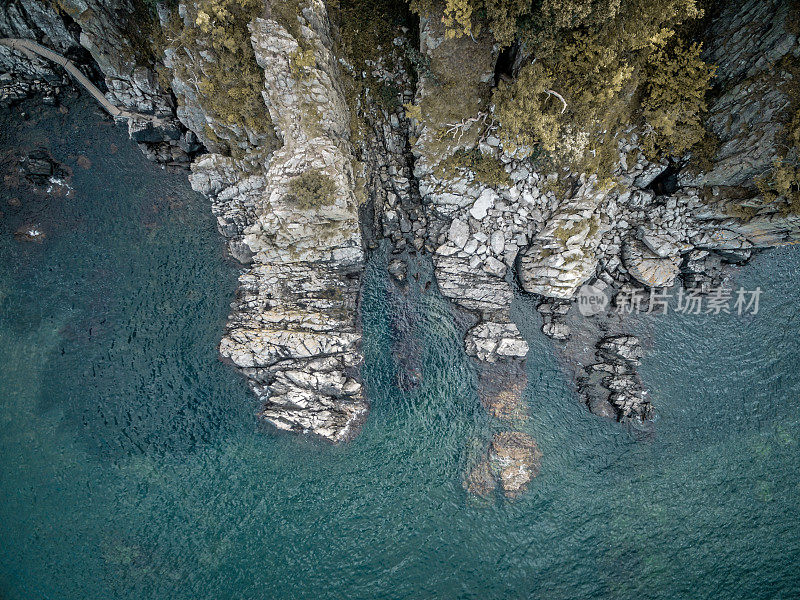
[545,89,568,114]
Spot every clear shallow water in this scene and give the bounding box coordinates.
[1,95,799,600]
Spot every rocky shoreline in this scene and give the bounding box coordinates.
[2,0,799,485]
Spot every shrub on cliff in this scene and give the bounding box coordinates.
[488,0,712,178]
[438,148,511,186]
[287,170,338,209]
[409,0,529,45]
[166,0,274,144]
[640,40,716,159]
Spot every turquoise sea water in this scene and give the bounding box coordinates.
[1,95,799,600]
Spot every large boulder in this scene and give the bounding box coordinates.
[622,240,682,288]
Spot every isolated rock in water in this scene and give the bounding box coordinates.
[14,224,45,242]
[623,240,682,288]
[598,335,643,365]
[465,322,529,363]
[19,148,65,185]
[542,321,570,341]
[463,431,542,500]
[489,431,542,499]
[463,458,497,499]
[387,259,408,283]
[578,335,652,422]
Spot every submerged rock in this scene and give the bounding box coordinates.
[14,224,45,242]
[463,458,497,499]
[19,148,66,185]
[463,431,542,500]
[489,431,543,499]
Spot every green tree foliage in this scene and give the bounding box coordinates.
[484,0,714,177]
[492,62,561,153]
[641,40,716,159]
[407,0,714,178]
[167,0,274,141]
[438,148,511,186]
[535,0,621,31]
[409,0,528,45]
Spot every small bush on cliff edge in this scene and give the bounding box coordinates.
[438,148,511,186]
[287,170,338,209]
[409,0,529,46]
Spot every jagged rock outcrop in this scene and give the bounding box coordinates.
[518,178,609,299]
[682,0,800,245]
[577,335,651,422]
[621,240,682,288]
[681,0,797,190]
[408,0,798,433]
[162,3,279,161]
[208,3,366,441]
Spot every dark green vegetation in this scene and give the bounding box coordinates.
[410,0,527,45]
[287,169,338,208]
[408,0,717,184]
[329,0,418,138]
[164,0,275,145]
[438,147,511,186]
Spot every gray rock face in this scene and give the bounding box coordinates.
[198,3,366,442]
[0,0,81,81]
[622,240,682,288]
[0,0,195,163]
[681,0,798,190]
[518,179,608,299]
[162,3,281,159]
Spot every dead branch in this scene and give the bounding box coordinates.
[545,89,568,114]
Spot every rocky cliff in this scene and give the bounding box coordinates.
[1,0,798,461]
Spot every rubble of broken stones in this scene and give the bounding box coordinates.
[0,72,66,109]
[414,121,777,428]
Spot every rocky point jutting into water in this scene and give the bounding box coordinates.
[1,0,799,488]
